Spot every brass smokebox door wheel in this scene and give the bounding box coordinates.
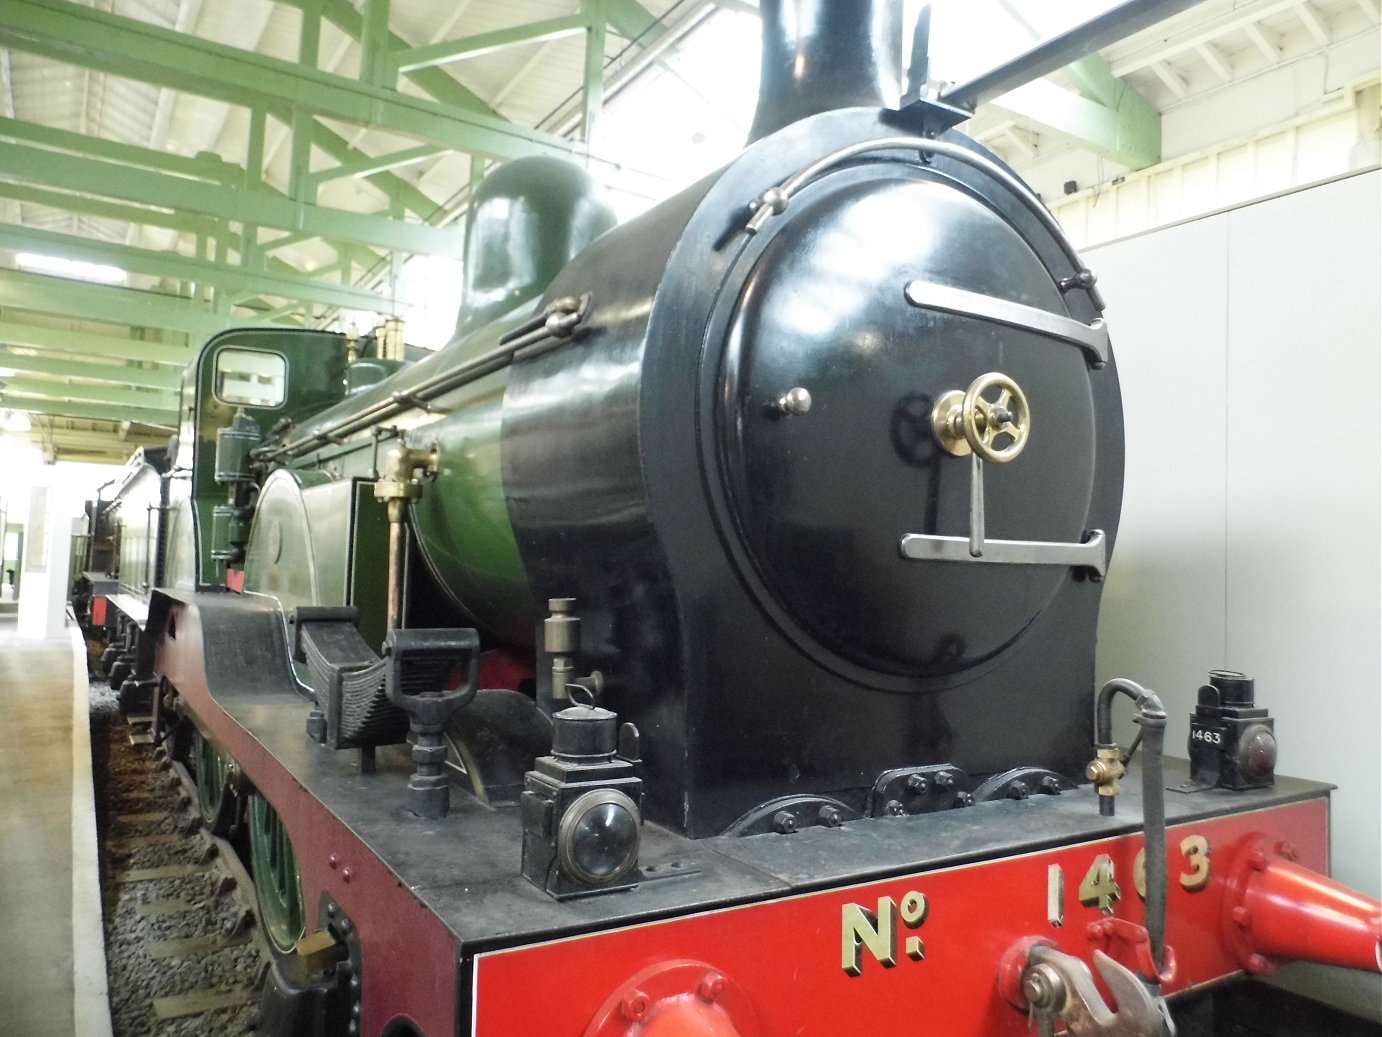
[931,372,1031,464]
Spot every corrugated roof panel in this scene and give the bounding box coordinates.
[184,0,278,54]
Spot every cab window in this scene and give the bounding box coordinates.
[214,348,286,408]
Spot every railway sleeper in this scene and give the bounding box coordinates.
[99,699,284,1034]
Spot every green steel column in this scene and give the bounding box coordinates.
[582,1,607,143]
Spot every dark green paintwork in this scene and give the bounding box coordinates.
[193,728,231,824]
[248,793,305,955]
[348,483,390,652]
[345,357,405,394]
[243,468,335,612]
[407,370,535,647]
[242,469,392,646]
[110,461,164,596]
[162,490,198,592]
[172,159,619,646]
[189,328,352,589]
[284,308,538,648]
[457,155,617,335]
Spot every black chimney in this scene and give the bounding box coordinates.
[747,0,905,143]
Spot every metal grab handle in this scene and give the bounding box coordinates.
[742,134,1102,311]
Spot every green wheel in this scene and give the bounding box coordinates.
[248,793,306,955]
[192,729,236,835]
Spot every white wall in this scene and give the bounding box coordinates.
[2,436,122,637]
[1092,169,1381,1016]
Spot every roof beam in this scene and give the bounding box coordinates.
[390,14,591,76]
[309,143,446,185]
[0,395,178,428]
[0,318,191,364]
[0,350,180,389]
[1293,2,1331,47]
[942,0,1207,111]
[0,113,239,183]
[988,75,1161,168]
[0,179,223,239]
[308,125,443,224]
[359,0,392,87]
[0,52,15,121]
[976,4,1164,169]
[1,0,579,162]
[0,268,229,338]
[305,0,502,116]
[583,1,608,143]
[0,137,467,259]
[605,0,671,45]
[18,423,168,463]
[1196,40,1235,83]
[0,219,402,311]
[0,375,178,410]
[1245,22,1283,62]
[1152,59,1191,100]
[1108,0,1303,78]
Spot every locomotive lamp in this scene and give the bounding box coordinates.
[522,704,643,899]
[1183,669,1276,790]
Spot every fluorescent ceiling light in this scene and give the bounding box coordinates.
[15,252,127,285]
[0,409,32,433]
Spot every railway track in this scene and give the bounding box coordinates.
[93,685,272,1036]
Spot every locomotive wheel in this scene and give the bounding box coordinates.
[192,729,236,836]
[248,793,306,955]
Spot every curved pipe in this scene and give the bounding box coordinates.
[1094,678,1169,974]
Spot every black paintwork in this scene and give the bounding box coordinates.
[162,592,1330,955]
[501,107,1123,837]
[748,0,903,141]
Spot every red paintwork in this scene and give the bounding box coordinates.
[1086,916,1176,984]
[478,648,535,692]
[155,602,459,1037]
[475,800,1331,1037]
[994,935,1054,1008]
[150,596,1362,1037]
[1224,837,1382,975]
[583,960,758,1037]
[93,596,107,626]
[225,569,245,593]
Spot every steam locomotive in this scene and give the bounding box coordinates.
[82,3,1381,1035]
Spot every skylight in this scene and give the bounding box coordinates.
[589,0,1129,221]
[15,253,127,285]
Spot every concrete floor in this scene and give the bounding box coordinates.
[0,617,94,1035]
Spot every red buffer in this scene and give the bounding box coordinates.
[584,961,758,1037]
[1225,838,1382,975]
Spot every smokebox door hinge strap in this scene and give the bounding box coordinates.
[742,134,1104,312]
[904,281,1109,367]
